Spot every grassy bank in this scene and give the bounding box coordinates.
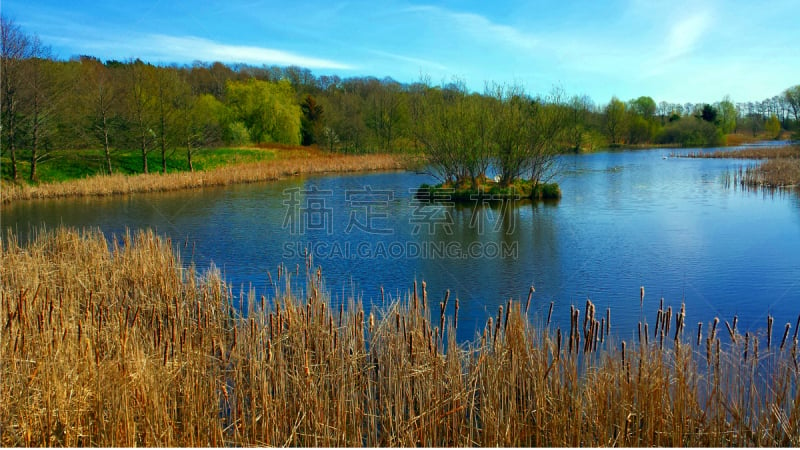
[2,227,799,446]
[1,147,405,204]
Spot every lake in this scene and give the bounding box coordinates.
[3,145,799,343]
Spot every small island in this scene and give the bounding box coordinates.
[417,178,561,202]
[411,83,566,202]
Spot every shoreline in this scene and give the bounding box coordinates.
[0,150,407,204]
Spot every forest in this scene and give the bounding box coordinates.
[2,16,800,185]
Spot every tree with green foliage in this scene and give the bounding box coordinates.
[700,104,717,124]
[75,57,123,174]
[629,96,656,119]
[365,79,406,152]
[604,97,627,145]
[178,93,224,171]
[717,97,737,134]
[300,94,324,145]
[226,78,301,145]
[123,60,158,173]
[765,114,781,139]
[154,67,186,173]
[784,85,800,126]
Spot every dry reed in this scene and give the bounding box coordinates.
[1,149,405,204]
[2,226,800,446]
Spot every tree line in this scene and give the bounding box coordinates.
[2,16,799,183]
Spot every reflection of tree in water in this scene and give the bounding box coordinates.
[416,199,562,342]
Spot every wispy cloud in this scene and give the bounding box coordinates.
[366,49,448,72]
[663,12,712,61]
[402,5,540,52]
[147,35,354,69]
[446,10,540,52]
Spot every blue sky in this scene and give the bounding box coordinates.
[4,0,798,104]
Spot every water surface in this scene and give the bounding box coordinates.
[4,146,799,342]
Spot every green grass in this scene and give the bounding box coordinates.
[1,147,275,184]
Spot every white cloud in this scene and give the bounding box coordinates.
[367,49,449,72]
[663,12,712,61]
[147,35,354,69]
[405,5,540,52]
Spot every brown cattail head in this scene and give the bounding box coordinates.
[526,285,535,314]
[781,323,791,350]
[767,315,774,349]
[454,298,460,330]
[697,322,703,346]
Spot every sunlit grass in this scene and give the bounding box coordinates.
[2,227,799,446]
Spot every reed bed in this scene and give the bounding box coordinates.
[678,144,800,160]
[0,150,405,204]
[2,227,800,446]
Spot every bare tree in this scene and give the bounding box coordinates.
[0,15,30,181]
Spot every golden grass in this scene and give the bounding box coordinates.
[2,227,800,446]
[0,148,406,204]
[680,144,800,160]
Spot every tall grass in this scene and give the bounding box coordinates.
[1,150,404,204]
[2,227,799,446]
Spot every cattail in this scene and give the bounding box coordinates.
[547,301,554,326]
[643,323,648,346]
[525,286,535,314]
[781,323,791,350]
[504,299,512,331]
[754,336,759,362]
[744,332,750,362]
[442,289,450,312]
[556,328,562,356]
[496,306,503,335]
[606,308,611,336]
[638,322,642,344]
[793,314,800,342]
[439,302,445,334]
[454,298,459,330]
[381,286,385,304]
[621,341,626,366]
[665,306,672,335]
[412,280,418,310]
[725,320,735,342]
[711,317,719,341]
[304,349,310,379]
[369,312,375,334]
[640,286,645,306]
[767,315,774,349]
[422,281,427,310]
[732,315,738,335]
[697,322,703,346]
[655,310,662,338]
[601,318,606,343]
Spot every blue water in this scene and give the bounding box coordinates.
[3,146,799,343]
